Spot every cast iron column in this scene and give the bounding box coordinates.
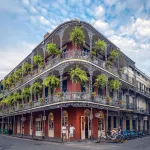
[43,109,45,138]
[106,109,108,133]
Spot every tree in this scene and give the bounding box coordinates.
[13,68,22,82]
[69,66,88,85]
[30,82,42,95]
[108,80,121,91]
[94,39,106,55]
[33,55,43,69]
[22,62,32,75]
[70,26,85,47]
[94,74,108,89]
[43,75,60,94]
[46,43,61,57]
[22,87,30,101]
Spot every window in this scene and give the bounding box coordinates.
[36,120,42,131]
[114,116,117,128]
[110,91,113,98]
[62,79,67,92]
[98,88,103,95]
[49,113,54,130]
[81,84,86,92]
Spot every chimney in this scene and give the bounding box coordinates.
[44,32,50,40]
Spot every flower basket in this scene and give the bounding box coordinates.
[91,92,96,98]
[57,92,63,98]
[106,96,111,104]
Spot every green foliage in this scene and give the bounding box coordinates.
[108,80,121,91]
[94,74,108,89]
[33,55,43,68]
[91,50,96,56]
[94,39,105,55]
[6,74,15,87]
[22,87,30,100]
[108,50,118,62]
[119,68,123,75]
[13,68,22,82]
[70,26,85,47]
[69,66,88,85]
[57,92,63,98]
[1,79,8,89]
[30,82,42,95]
[91,92,96,97]
[23,62,31,75]
[43,75,60,92]
[46,43,61,57]
[12,92,22,103]
[106,61,112,69]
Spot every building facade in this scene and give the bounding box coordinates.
[0,20,150,140]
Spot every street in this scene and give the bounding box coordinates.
[0,135,150,150]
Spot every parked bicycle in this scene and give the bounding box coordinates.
[98,130,123,143]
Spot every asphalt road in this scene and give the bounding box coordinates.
[0,135,150,150]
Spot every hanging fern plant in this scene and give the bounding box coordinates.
[6,74,15,87]
[22,87,30,100]
[70,26,85,47]
[23,62,31,75]
[43,75,60,94]
[108,50,118,63]
[108,79,121,91]
[69,66,88,85]
[12,92,22,103]
[94,39,106,55]
[33,55,43,69]
[30,82,42,95]
[46,43,61,57]
[13,68,22,82]
[94,74,108,89]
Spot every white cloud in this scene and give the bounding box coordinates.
[93,20,114,36]
[22,0,30,6]
[94,6,105,19]
[29,5,38,14]
[0,42,36,80]
[39,16,50,25]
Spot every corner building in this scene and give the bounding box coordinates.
[0,20,150,140]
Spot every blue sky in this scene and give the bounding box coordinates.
[0,0,150,79]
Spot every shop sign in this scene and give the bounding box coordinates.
[143,116,148,120]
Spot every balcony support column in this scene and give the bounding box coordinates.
[106,109,108,132]
[31,112,33,139]
[31,54,34,75]
[61,107,63,138]
[90,107,93,140]
[8,116,9,132]
[105,44,108,62]
[43,46,46,65]
[60,70,63,92]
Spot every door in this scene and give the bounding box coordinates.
[98,118,104,137]
[17,119,20,134]
[29,118,32,135]
[62,116,68,139]
[48,113,54,137]
[126,120,130,130]
[108,116,111,131]
[81,116,85,140]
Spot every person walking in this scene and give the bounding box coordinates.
[62,124,67,143]
[69,124,75,142]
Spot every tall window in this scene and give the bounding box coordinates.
[49,113,54,130]
[98,88,103,95]
[113,116,117,128]
[62,80,67,92]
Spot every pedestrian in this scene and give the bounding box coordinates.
[62,123,67,143]
[118,126,122,134]
[69,124,75,142]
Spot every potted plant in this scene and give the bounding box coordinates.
[106,61,112,69]
[13,68,22,83]
[94,39,105,56]
[33,55,44,70]
[22,87,30,103]
[106,96,111,104]
[70,26,85,48]
[46,43,61,58]
[108,79,121,91]
[91,92,96,98]
[69,66,88,85]
[40,98,44,103]
[118,100,122,105]
[57,92,63,98]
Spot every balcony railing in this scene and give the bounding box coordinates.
[136,88,150,98]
